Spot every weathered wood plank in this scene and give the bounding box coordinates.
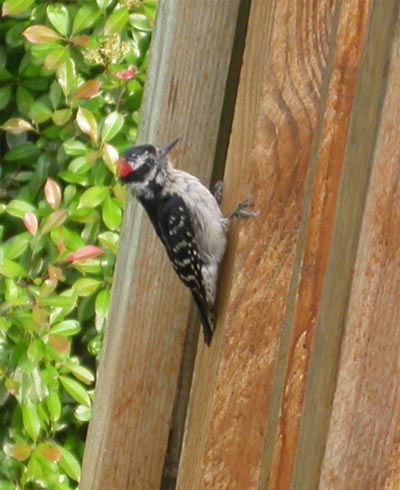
[292,0,400,488]
[265,1,371,487]
[80,1,242,489]
[320,5,400,488]
[176,0,337,488]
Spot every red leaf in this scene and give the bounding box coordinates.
[37,442,61,463]
[48,334,70,354]
[73,80,102,100]
[70,35,90,47]
[44,178,62,209]
[23,212,38,235]
[115,65,137,81]
[23,25,63,44]
[66,245,104,263]
[11,442,32,462]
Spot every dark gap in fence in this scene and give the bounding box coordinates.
[211,0,253,187]
[160,3,252,488]
[160,305,200,490]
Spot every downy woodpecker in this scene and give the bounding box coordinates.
[118,139,257,345]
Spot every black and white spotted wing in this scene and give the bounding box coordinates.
[140,193,215,344]
[156,195,205,292]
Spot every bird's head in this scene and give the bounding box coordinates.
[118,138,180,183]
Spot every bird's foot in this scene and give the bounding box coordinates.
[229,200,260,219]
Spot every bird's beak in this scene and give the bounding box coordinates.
[158,138,180,159]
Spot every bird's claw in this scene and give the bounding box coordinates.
[230,200,260,219]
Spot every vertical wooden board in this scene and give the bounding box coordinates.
[177,0,336,489]
[80,1,242,489]
[320,6,400,489]
[266,1,370,487]
[292,0,400,488]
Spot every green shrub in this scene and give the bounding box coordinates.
[0,0,155,487]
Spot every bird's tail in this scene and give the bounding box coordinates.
[192,291,215,346]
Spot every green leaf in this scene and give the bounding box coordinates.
[47,4,70,36]
[59,446,81,482]
[52,226,84,250]
[0,85,11,111]
[79,186,109,208]
[129,13,152,32]
[27,339,46,362]
[102,196,122,230]
[59,171,89,185]
[0,259,27,278]
[97,0,114,9]
[142,1,158,22]
[16,86,35,116]
[72,278,102,297]
[2,0,35,16]
[98,231,119,254]
[39,295,76,308]
[50,320,80,336]
[29,100,53,124]
[44,46,69,71]
[101,111,124,143]
[0,480,16,490]
[66,363,94,385]
[52,108,72,126]
[59,375,91,406]
[41,209,68,234]
[57,58,76,97]
[0,317,11,331]
[49,80,62,109]
[104,7,129,35]
[6,199,34,218]
[46,391,61,423]
[68,156,90,174]
[64,184,77,204]
[63,139,88,156]
[22,400,41,441]
[74,404,91,422]
[95,289,110,318]
[4,233,30,259]
[72,5,100,35]
[5,278,29,304]
[4,142,40,162]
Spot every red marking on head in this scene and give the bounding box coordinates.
[118,158,133,179]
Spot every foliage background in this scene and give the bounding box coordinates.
[0,0,155,487]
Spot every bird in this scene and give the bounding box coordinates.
[117,138,257,345]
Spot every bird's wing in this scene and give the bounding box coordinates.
[156,195,215,344]
[156,194,205,292]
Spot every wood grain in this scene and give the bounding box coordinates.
[320,4,400,488]
[80,1,242,489]
[81,0,400,488]
[292,0,400,488]
[176,0,336,488]
[266,1,370,487]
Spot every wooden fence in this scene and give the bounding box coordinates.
[81,0,400,488]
